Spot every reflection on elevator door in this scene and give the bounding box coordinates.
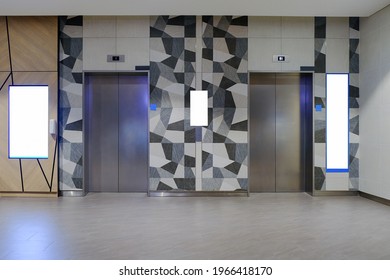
[84,73,149,192]
[249,73,313,193]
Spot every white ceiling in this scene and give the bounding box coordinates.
[0,0,389,17]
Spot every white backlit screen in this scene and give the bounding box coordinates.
[9,85,49,159]
[326,74,349,172]
[190,90,208,126]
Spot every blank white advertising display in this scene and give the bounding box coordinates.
[326,74,349,172]
[190,90,208,126]
[9,85,49,159]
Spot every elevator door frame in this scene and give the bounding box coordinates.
[83,71,150,194]
[248,72,314,194]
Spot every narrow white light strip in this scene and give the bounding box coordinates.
[326,74,349,172]
[190,90,208,126]
[9,85,49,159]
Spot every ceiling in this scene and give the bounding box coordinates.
[0,0,389,17]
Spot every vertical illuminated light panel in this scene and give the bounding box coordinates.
[326,74,349,172]
[9,85,49,159]
[190,90,208,126]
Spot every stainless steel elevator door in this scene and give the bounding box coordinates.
[275,74,301,192]
[249,73,302,192]
[85,74,119,192]
[85,73,148,192]
[249,74,276,192]
[118,74,148,192]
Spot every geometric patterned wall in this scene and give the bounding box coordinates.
[58,16,84,191]
[59,15,249,193]
[201,16,248,191]
[149,16,197,191]
[348,17,360,190]
[314,17,327,190]
[149,16,248,192]
[314,17,359,191]
[56,15,358,194]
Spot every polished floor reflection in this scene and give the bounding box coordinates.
[1,193,390,260]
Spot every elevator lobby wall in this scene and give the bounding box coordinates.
[249,16,360,193]
[0,16,360,196]
[360,5,390,200]
[58,15,360,195]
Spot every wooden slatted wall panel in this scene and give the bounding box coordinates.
[0,16,58,196]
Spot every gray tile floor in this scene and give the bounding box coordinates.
[1,193,390,260]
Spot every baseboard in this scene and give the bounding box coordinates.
[0,192,58,198]
[359,191,390,207]
[59,190,86,197]
[312,190,359,197]
[149,190,249,197]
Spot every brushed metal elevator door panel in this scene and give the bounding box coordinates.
[118,74,148,192]
[249,73,276,192]
[86,74,119,192]
[275,74,302,192]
